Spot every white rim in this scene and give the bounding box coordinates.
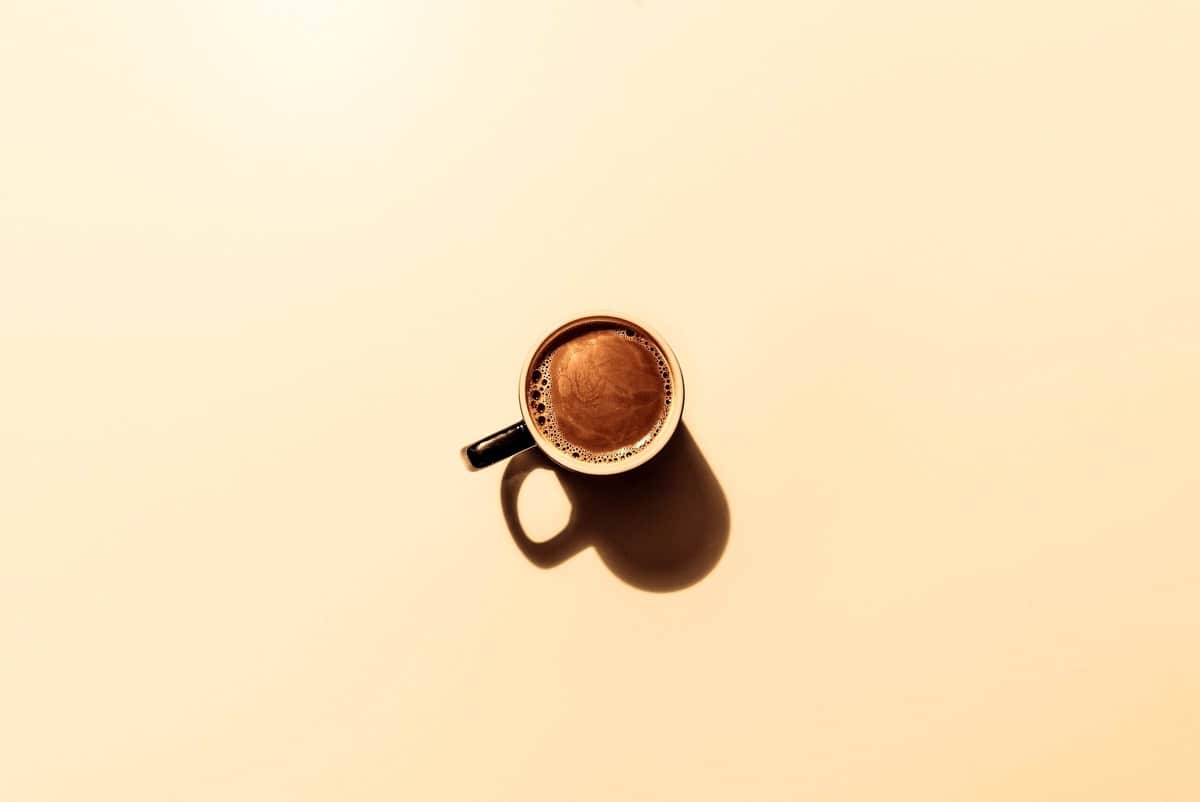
[517,313,685,476]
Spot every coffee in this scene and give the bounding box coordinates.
[527,319,674,464]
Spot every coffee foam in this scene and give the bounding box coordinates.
[528,325,673,464]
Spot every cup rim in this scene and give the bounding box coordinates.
[517,312,685,476]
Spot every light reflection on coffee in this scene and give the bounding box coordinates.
[527,320,673,464]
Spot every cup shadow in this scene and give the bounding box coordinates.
[500,424,730,592]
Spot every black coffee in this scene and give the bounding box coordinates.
[527,319,674,464]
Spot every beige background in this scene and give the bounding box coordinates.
[2,2,1198,800]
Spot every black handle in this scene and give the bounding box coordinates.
[462,421,536,470]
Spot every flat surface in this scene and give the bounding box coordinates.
[2,3,1198,800]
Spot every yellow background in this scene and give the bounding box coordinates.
[2,2,1198,800]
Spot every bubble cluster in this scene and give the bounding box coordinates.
[527,326,674,465]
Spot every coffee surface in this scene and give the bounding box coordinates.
[528,323,672,463]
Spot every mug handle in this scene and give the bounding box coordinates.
[462,421,536,470]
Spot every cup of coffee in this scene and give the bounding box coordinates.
[463,314,685,474]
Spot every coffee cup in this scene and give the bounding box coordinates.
[463,313,685,475]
